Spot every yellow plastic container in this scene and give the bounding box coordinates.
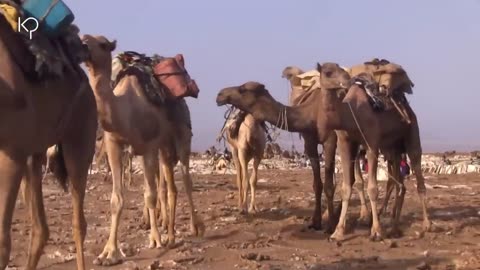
[0,4,19,31]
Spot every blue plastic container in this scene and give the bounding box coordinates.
[22,0,74,37]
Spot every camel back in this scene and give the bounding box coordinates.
[0,2,88,81]
[0,13,36,77]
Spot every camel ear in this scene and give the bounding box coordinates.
[316,63,322,72]
[100,39,116,52]
[175,54,185,67]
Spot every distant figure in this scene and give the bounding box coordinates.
[442,154,451,165]
[400,154,411,179]
[363,158,369,173]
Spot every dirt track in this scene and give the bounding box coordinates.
[8,169,480,270]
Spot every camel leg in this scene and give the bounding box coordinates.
[24,154,49,270]
[159,151,177,248]
[94,134,124,266]
[303,135,323,230]
[408,148,432,232]
[141,151,162,249]
[0,153,24,269]
[127,155,132,188]
[378,175,395,217]
[231,148,243,210]
[403,112,431,232]
[158,164,168,231]
[388,161,399,219]
[248,155,261,213]
[179,149,205,237]
[353,156,369,224]
[330,137,356,241]
[389,156,406,238]
[237,150,249,214]
[63,141,95,270]
[322,134,336,232]
[366,148,383,241]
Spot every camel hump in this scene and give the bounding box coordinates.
[112,52,169,105]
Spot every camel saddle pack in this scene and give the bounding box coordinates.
[218,107,272,142]
[111,51,171,105]
[111,51,198,107]
[348,58,415,124]
[0,0,88,81]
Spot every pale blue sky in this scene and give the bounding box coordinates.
[67,0,480,152]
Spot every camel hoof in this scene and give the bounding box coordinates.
[93,257,122,266]
[190,221,206,237]
[307,222,322,231]
[93,250,123,266]
[369,231,383,242]
[248,206,258,214]
[149,232,162,249]
[423,220,433,232]
[329,228,345,242]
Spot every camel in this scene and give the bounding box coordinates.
[222,110,266,213]
[82,34,204,266]
[282,67,369,231]
[216,62,431,241]
[283,63,423,236]
[0,16,97,270]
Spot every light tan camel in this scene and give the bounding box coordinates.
[0,16,97,270]
[282,67,369,231]
[82,35,204,266]
[224,112,266,213]
[216,63,431,241]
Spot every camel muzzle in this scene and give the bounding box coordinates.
[216,93,229,106]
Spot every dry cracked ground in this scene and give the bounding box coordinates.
[7,170,480,270]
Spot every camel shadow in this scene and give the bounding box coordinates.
[309,256,449,270]
[203,229,240,241]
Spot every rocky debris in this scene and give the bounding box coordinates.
[174,256,204,265]
[413,261,431,270]
[147,260,164,270]
[120,242,137,257]
[241,252,271,261]
[120,261,139,270]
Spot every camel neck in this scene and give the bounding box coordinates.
[249,98,313,133]
[86,67,117,131]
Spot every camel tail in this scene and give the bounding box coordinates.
[50,144,69,192]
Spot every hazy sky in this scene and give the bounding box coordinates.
[67,0,480,152]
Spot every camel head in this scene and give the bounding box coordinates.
[281,66,305,81]
[216,81,273,112]
[362,59,415,95]
[154,54,200,98]
[316,62,351,90]
[81,34,117,71]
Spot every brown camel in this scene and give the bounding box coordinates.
[216,63,431,241]
[82,35,204,266]
[283,63,424,236]
[282,67,369,230]
[0,16,97,270]
[223,111,266,213]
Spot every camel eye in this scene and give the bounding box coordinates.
[238,87,246,94]
[325,71,333,77]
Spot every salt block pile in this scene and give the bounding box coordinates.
[421,155,480,174]
[87,153,480,178]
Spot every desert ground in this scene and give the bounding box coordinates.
[7,166,480,270]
